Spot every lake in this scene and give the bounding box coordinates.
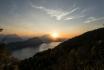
[12,42,61,60]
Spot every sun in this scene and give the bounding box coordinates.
[51,32,59,39]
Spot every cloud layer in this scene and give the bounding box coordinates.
[84,17,104,23]
[31,4,79,21]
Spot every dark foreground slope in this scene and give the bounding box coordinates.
[19,28,104,70]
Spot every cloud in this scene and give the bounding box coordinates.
[84,17,97,23]
[84,17,104,23]
[64,15,84,21]
[45,9,70,20]
[64,17,73,20]
[31,4,79,21]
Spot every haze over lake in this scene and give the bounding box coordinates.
[12,42,60,60]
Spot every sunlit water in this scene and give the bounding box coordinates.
[12,42,61,60]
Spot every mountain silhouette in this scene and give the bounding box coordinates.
[18,28,104,70]
[40,35,66,43]
[5,34,64,52]
[0,34,24,43]
[6,37,43,51]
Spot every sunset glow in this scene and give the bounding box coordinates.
[0,0,104,38]
[50,32,60,39]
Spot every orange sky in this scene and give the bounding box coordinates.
[16,31,81,39]
[0,26,84,39]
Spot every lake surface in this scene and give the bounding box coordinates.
[12,42,61,60]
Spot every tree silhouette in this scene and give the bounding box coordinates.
[0,28,3,32]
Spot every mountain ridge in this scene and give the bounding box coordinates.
[17,27,104,70]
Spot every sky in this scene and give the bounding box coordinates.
[0,0,104,38]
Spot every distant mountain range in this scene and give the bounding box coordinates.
[0,34,65,43]
[0,34,65,51]
[6,37,44,51]
[18,28,104,70]
[0,34,44,51]
[0,34,24,43]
